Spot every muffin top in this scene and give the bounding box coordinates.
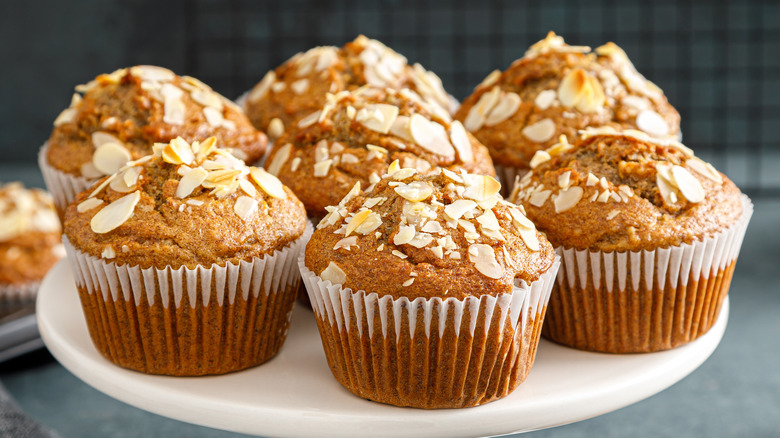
[0,183,63,285]
[509,127,743,252]
[455,32,681,170]
[305,163,554,300]
[265,86,495,217]
[48,66,267,179]
[64,136,306,269]
[244,35,458,139]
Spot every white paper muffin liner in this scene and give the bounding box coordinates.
[545,194,753,353]
[298,254,560,408]
[38,142,96,216]
[494,163,528,198]
[62,221,312,375]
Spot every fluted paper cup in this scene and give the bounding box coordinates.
[38,143,96,219]
[544,194,753,353]
[63,222,312,376]
[494,163,528,198]
[299,254,560,409]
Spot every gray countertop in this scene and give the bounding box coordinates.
[1,165,778,438]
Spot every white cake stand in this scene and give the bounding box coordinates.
[37,259,728,438]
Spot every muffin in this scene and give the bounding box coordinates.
[0,183,64,300]
[264,86,495,218]
[62,136,308,375]
[510,127,752,353]
[41,66,268,216]
[244,35,458,140]
[300,163,559,408]
[456,31,681,191]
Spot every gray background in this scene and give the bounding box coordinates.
[1,0,778,437]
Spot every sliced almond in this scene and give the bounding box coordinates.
[191,89,223,109]
[93,142,132,175]
[421,221,443,233]
[266,143,292,176]
[672,165,705,203]
[519,227,540,251]
[356,103,399,134]
[522,118,556,143]
[528,189,552,207]
[394,181,433,202]
[92,132,122,148]
[476,209,500,231]
[162,137,195,165]
[333,236,359,251]
[238,179,257,197]
[267,118,285,139]
[298,110,321,128]
[468,244,504,279]
[444,199,477,220]
[529,150,552,168]
[393,224,416,245]
[290,79,309,95]
[463,86,500,131]
[534,89,557,110]
[248,71,276,102]
[558,171,571,188]
[320,262,346,285]
[313,159,333,177]
[90,191,141,234]
[130,65,174,82]
[77,197,104,213]
[477,69,501,90]
[408,233,434,248]
[686,157,722,184]
[341,153,359,164]
[409,114,454,157]
[656,173,678,206]
[449,120,473,162]
[203,106,225,127]
[462,174,501,202]
[485,92,521,126]
[195,137,217,162]
[176,167,208,198]
[234,196,258,221]
[554,186,584,213]
[53,107,78,126]
[80,162,104,179]
[109,170,136,193]
[250,167,287,199]
[636,110,670,136]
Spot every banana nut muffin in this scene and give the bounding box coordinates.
[302,163,558,408]
[43,66,268,214]
[510,127,751,353]
[455,31,681,188]
[264,86,495,218]
[63,136,307,375]
[244,35,458,140]
[0,183,63,297]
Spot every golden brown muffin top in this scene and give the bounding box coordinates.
[305,163,554,300]
[265,86,495,217]
[244,35,458,138]
[63,137,306,269]
[455,32,681,170]
[0,183,64,285]
[48,66,267,178]
[509,127,743,252]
